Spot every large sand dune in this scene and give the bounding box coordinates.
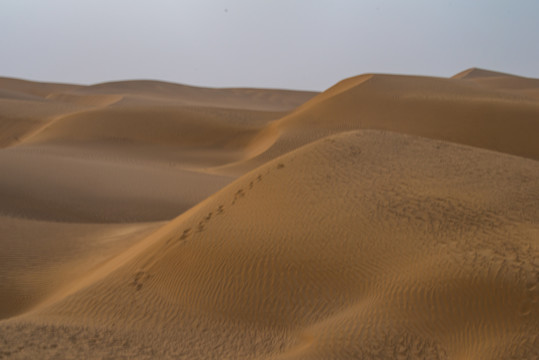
[221,69,539,174]
[0,70,538,359]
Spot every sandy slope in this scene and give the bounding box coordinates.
[1,130,537,359]
[0,70,538,359]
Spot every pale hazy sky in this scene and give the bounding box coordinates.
[1,0,538,91]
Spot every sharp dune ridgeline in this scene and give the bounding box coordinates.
[0,69,538,359]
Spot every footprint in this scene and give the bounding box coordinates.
[277,163,285,169]
[130,270,151,291]
[197,221,205,232]
[232,189,245,204]
[179,228,191,240]
[216,205,224,214]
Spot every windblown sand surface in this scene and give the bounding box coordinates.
[0,69,538,359]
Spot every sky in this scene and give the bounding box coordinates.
[1,0,538,91]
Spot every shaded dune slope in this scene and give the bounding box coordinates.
[0,148,233,222]
[4,131,537,359]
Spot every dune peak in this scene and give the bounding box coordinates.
[451,67,517,79]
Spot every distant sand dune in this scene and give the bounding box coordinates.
[0,70,538,359]
[0,98,88,147]
[70,79,318,111]
[20,105,283,160]
[0,77,81,98]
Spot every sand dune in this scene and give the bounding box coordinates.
[0,77,316,111]
[0,77,316,149]
[0,70,538,359]
[2,130,537,359]
[453,67,539,100]
[219,70,539,174]
[70,80,318,111]
[0,98,89,147]
[0,77,81,98]
[19,105,284,167]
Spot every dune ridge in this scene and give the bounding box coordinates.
[0,69,538,359]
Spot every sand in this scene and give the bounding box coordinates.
[0,69,538,359]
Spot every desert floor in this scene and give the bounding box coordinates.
[0,68,538,359]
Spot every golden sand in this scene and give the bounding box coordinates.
[0,70,537,359]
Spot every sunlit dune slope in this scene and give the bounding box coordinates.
[5,130,536,360]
